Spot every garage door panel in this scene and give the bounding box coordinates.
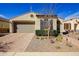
[17,24,35,33]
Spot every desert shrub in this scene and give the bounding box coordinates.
[56,34,63,42]
[55,46,61,49]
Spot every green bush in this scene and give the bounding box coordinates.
[50,30,59,37]
[35,30,59,36]
[56,34,63,42]
[35,30,48,36]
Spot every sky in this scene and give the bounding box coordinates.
[0,3,79,20]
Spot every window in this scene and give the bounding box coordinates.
[40,19,53,30]
[64,23,71,30]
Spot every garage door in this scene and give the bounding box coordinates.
[17,24,35,33]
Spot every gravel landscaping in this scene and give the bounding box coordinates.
[26,34,79,52]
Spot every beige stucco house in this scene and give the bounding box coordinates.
[9,12,79,34]
[10,12,62,33]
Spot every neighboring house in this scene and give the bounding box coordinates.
[10,12,62,33]
[63,18,79,32]
[0,17,9,33]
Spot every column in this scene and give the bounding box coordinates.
[9,21,13,33]
[71,23,74,31]
[35,19,40,30]
[60,23,65,33]
[53,18,57,30]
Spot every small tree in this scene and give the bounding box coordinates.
[48,25,51,39]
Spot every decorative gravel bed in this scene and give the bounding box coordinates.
[26,36,79,52]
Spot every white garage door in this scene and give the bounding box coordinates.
[17,24,35,33]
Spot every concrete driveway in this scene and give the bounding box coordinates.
[0,33,34,52]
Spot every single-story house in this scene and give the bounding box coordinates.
[10,12,63,33]
[0,17,9,33]
[10,12,79,34]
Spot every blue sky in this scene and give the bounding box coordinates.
[0,3,79,20]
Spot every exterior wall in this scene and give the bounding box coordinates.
[35,18,40,30]
[60,22,65,33]
[71,23,74,31]
[9,21,14,33]
[58,18,65,33]
[53,18,57,30]
[74,19,79,31]
[76,24,79,31]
